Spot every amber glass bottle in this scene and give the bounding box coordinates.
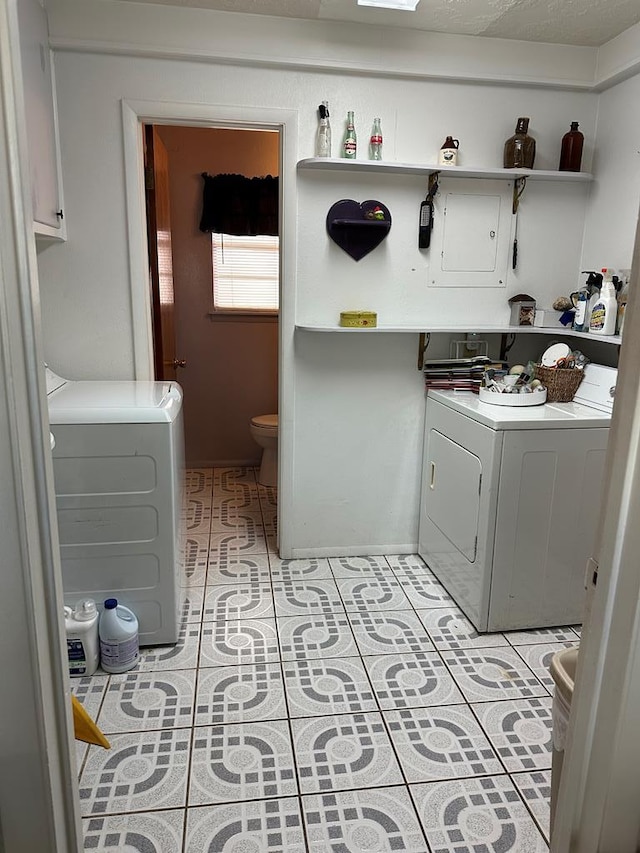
[504,117,536,169]
[559,122,584,171]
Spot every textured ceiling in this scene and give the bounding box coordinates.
[110,0,640,46]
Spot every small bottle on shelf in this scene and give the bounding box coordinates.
[369,117,382,160]
[316,101,332,158]
[343,110,357,159]
[559,122,584,172]
[504,117,536,169]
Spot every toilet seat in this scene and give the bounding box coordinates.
[251,414,278,432]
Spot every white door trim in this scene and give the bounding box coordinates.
[0,0,81,848]
[553,215,640,852]
[121,98,298,556]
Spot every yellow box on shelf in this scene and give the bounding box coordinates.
[339,311,377,328]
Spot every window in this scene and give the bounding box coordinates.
[211,233,279,313]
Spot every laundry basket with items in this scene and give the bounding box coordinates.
[477,342,589,406]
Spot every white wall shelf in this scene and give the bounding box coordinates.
[297,158,593,183]
[295,324,621,344]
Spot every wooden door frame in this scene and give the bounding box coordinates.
[121,98,297,555]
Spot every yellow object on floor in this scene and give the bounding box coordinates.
[72,695,110,749]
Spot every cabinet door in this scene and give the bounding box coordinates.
[18,0,63,233]
[425,429,481,562]
[490,427,609,630]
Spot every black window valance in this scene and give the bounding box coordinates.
[199,172,279,236]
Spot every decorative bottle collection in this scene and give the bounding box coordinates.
[559,121,584,171]
[369,117,383,160]
[314,102,586,174]
[438,136,459,166]
[504,117,536,169]
[316,101,332,158]
[342,110,357,159]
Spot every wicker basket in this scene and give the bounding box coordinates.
[535,364,584,402]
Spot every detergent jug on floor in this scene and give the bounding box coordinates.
[99,599,139,673]
[65,599,99,677]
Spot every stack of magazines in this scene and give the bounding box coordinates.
[423,356,508,394]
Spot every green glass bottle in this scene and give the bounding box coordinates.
[343,111,357,159]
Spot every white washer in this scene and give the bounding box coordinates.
[46,367,184,645]
[418,364,617,632]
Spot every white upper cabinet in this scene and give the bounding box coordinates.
[18,0,65,239]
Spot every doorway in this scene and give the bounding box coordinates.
[143,124,280,468]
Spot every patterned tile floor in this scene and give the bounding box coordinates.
[73,466,580,852]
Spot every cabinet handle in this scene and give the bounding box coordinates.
[56,209,64,220]
[429,461,436,490]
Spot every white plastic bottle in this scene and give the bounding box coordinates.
[65,599,100,677]
[99,598,140,673]
[589,270,617,336]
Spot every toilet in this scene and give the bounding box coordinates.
[249,414,278,487]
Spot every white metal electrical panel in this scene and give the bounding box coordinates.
[429,179,514,288]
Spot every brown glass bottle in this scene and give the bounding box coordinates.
[504,117,536,169]
[559,122,584,172]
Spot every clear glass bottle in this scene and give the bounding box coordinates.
[559,121,584,172]
[504,117,536,169]
[369,117,382,161]
[343,110,357,159]
[316,101,331,158]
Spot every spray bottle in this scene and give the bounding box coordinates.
[589,269,617,335]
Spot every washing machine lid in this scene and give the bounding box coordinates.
[47,377,183,424]
[428,366,615,430]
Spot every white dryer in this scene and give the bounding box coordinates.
[46,367,184,645]
[418,364,616,632]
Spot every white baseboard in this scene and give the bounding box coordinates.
[284,544,418,559]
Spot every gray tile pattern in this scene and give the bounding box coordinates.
[202,582,274,622]
[348,611,435,656]
[79,729,190,816]
[185,799,306,852]
[269,557,332,581]
[273,579,344,617]
[277,613,360,661]
[364,651,465,710]
[471,697,553,771]
[418,607,508,650]
[194,663,287,725]
[441,647,549,702]
[303,786,428,852]
[188,720,297,805]
[337,577,412,612]
[76,466,573,851]
[504,627,580,646]
[385,706,503,781]
[140,623,201,672]
[283,657,377,717]
[292,712,403,793]
[397,572,454,608]
[82,809,185,851]
[512,770,552,842]
[98,671,195,733]
[200,618,280,667]
[329,555,389,578]
[513,642,577,692]
[206,554,271,586]
[181,534,209,587]
[411,775,548,852]
[182,496,212,536]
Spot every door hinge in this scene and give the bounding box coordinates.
[478,474,482,495]
[586,556,598,587]
[145,165,155,191]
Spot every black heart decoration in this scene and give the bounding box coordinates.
[326,199,392,261]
